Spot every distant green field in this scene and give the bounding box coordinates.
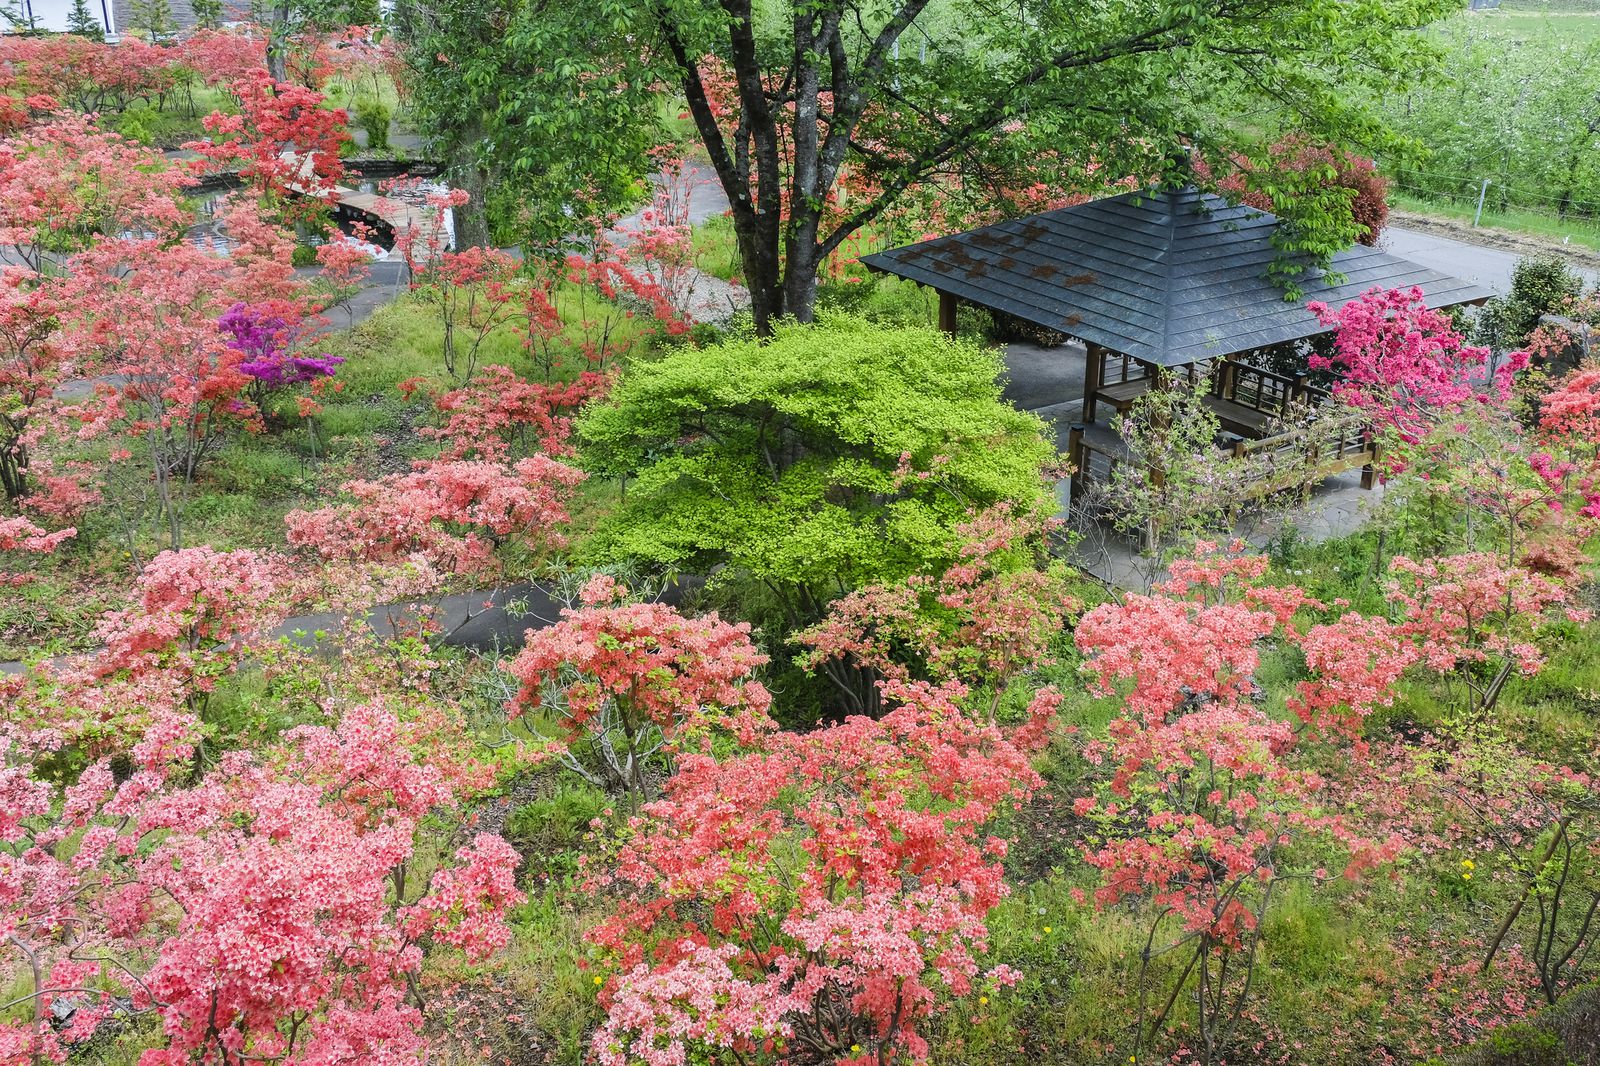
[1499,0,1600,13]
[1474,11,1600,43]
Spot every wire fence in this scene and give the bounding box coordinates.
[1380,163,1600,236]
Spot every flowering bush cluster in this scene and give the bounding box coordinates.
[796,503,1077,718]
[186,71,351,207]
[1308,286,1530,448]
[0,535,530,1066]
[0,697,520,1066]
[503,575,773,796]
[285,456,586,598]
[219,301,344,397]
[587,679,1057,1066]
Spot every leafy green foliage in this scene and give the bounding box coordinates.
[128,0,177,42]
[190,0,225,30]
[576,317,1057,630]
[392,0,661,249]
[1475,256,1586,351]
[404,0,1455,327]
[1383,14,1600,226]
[353,97,391,151]
[66,0,106,39]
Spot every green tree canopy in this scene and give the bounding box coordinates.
[576,318,1058,663]
[190,0,225,31]
[66,0,106,39]
[391,0,660,249]
[399,0,1454,332]
[1383,15,1600,223]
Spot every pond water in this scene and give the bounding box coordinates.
[185,163,438,259]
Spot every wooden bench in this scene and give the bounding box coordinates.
[1202,394,1276,438]
[1094,376,1154,415]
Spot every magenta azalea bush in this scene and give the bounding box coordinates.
[218,301,343,392]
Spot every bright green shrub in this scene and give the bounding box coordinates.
[576,315,1057,657]
[354,98,392,152]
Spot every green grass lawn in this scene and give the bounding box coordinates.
[1390,190,1600,252]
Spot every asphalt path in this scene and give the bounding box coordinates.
[1381,226,1599,295]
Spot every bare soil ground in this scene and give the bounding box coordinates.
[1389,209,1600,272]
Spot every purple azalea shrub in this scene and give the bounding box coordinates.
[218,302,345,391]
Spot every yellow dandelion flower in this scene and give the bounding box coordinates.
[593,976,603,986]
[979,996,989,1005]
[1043,925,1052,934]
[1463,872,1472,880]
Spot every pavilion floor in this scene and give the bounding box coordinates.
[1000,341,1382,591]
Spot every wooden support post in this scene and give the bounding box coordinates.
[937,290,959,336]
[1361,437,1381,491]
[1067,424,1084,494]
[1082,343,1103,425]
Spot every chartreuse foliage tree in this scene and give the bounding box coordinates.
[400,0,1453,331]
[577,318,1056,712]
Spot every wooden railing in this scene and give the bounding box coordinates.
[1213,362,1331,411]
[1231,414,1380,495]
[1066,414,1379,502]
[1066,427,1130,492]
[1101,350,1149,387]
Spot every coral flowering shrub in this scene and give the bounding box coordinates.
[1073,544,1410,1063]
[587,679,1058,1066]
[795,504,1076,718]
[188,71,350,205]
[285,456,586,581]
[502,575,773,796]
[0,700,521,1066]
[0,115,192,272]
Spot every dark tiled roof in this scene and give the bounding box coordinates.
[111,0,251,34]
[860,186,1492,367]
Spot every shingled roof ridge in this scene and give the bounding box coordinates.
[1157,187,1184,365]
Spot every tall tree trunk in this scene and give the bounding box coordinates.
[449,146,493,250]
[734,214,784,333]
[266,2,290,83]
[783,242,821,325]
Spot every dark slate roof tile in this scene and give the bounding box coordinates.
[860,186,1493,367]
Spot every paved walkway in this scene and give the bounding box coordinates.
[1382,225,1600,294]
[609,161,752,326]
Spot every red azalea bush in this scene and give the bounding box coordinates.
[586,678,1057,1066]
[503,575,773,796]
[1074,544,1412,1062]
